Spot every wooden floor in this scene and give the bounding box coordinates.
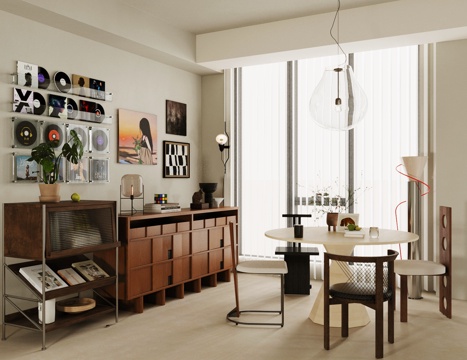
[1,274,466,359]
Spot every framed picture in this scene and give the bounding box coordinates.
[89,158,109,182]
[163,141,190,178]
[118,108,157,165]
[166,100,186,136]
[12,153,39,182]
[337,213,359,232]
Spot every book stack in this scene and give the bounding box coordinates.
[144,202,181,214]
[19,264,68,293]
[344,230,365,238]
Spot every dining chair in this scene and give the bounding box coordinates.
[394,206,452,322]
[324,249,398,359]
[226,221,288,327]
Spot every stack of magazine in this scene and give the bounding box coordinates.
[20,259,110,292]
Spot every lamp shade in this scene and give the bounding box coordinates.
[309,65,368,131]
[402,156,427,179]
[216,133,228,145]
[121,174,143,197]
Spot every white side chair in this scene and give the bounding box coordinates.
[226,221,288,327]
[394,206,452,322]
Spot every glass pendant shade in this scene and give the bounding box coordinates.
[309,65,368,131]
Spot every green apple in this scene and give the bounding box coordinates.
[71,193,80,202]
[347,224,356,231]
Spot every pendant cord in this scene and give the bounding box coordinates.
[330,0,347,67]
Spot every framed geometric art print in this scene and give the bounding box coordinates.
[163,141,190,178]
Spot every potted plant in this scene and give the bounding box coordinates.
[28,129,84,202]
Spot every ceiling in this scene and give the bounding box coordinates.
[118,0,396,35]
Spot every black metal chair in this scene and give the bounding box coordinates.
[324,249,399,359]
[227,221,288,327]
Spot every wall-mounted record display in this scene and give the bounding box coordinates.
[90,127,110,153]
[12,153,39,182]
[54,71,71,93]
[17,61,38,88]
[66,157,89,183]
[12,118,40,148]
[42,122,65,149]
[48,94,67,119]
[89,78,106,100]
[16,61,50,90]
[67,124,90,152]
[13,88,46,116]
[13,88,33,114]
[38,67,50,89]
[79,100,105,123]
[72,74,90,97]
[89,158,109,182]
[66,98,78,119]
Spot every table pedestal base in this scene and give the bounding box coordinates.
[309,244,371,328]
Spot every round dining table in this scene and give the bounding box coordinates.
[265,226,419,327]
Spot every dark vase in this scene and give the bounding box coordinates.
[326,212,338,232]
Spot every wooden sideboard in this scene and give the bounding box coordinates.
[96,207,238,313]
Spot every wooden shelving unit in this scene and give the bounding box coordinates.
[95,207,238,313]
[2,200,120,350]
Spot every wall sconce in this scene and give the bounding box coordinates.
[309,0,368,131]
[215,131,230,174]
[120,174,144,215]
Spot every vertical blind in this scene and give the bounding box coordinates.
[238,46,419,273]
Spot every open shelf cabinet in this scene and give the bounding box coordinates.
[2,200,120,350]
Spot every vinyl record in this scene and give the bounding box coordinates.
[95,103,105,122]
[54,71,71,93]
[92,129,109,152]
[44,124,64,148]
[33,92,46,115]
[15,120,38,146]
[70,126,88,150]
[38,66,50,89]
[66,98,78,119]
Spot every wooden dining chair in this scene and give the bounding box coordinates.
[324,249,399,359]
[394,206,452,322]
[226,221,288,327]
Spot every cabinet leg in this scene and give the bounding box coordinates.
[133,297,144,313]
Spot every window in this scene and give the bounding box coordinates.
[237,46,419,270]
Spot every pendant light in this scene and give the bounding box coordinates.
[309,0,367,131]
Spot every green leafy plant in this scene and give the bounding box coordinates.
[28,129,84,184]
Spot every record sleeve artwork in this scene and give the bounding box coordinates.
[17,61,50,89]
[13,88,46,116]
[13,154,39,182]
[90,158,109,182]
[163,141,190,178]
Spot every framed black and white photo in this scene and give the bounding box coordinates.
[163,141,190,178]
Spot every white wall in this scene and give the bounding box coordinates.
[435,40,467,300]
[0,10,203,207]
[0,9,204,306]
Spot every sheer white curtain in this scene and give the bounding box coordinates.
[239,63,288,257]
[238,46,419,267]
